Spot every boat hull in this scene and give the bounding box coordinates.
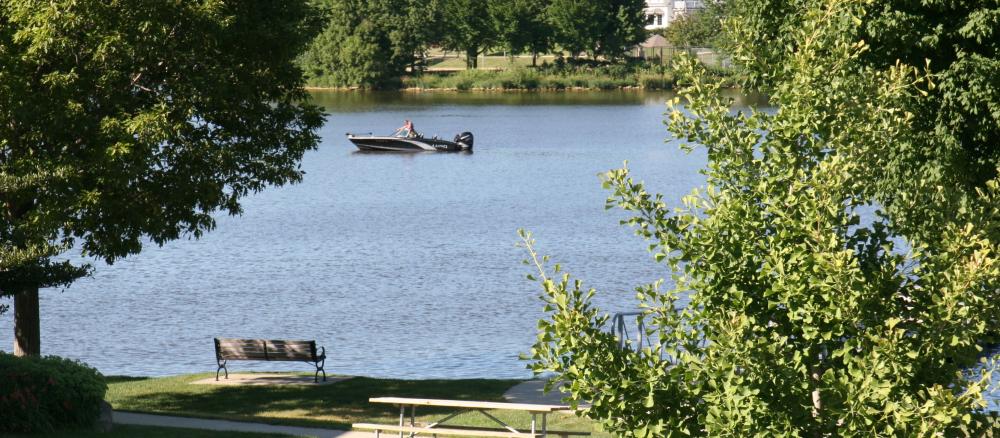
[347,134,472,152]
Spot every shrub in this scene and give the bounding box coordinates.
[0,353,107,433]
[588,77,622,90]
[639,72,675,90]
[541,76,568,90]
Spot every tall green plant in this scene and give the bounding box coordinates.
[523,0,999,436]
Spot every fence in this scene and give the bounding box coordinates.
[635,46,730,69]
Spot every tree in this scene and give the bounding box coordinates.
[440,0,496,69]
[595,0,646,59]
[545,0,605,57]
[523,0,999,435]
[661,0,726,48]
[487,0,551,65]
[545,0,645,59]
[728,0,1000,336]
[300,0,433,88]
[0,0,324,356]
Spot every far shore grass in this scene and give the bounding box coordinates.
[304,51,733,91]
[306,69,680,92]
[105,373,605,437]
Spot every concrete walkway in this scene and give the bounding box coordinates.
[114,411,373,438]
[503,379,570,405]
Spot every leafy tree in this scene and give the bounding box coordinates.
[488,0,551,65]
[546,0,645,59]
[661,0,726,48]
[523,0,999,435]
[728,0,1000,250]
[0,0,324,355]
[440,0,496,69]
[545,0,604,57]
[595,0,646,59]
[300,0,433,88]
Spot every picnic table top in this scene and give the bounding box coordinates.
[369,397,574,412]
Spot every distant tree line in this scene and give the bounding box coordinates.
[299,0,647,88]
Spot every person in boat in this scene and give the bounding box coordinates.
[395,120,419,138]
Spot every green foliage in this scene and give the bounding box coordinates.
[0,0,323,346]
[660,0,726,48]
[546,0,646,59]
[440,0,496,68]
[488,0,551,58]
[727,0,1000,251]
[523,0,1000,436]
[0,353,107,433]
[598,0,647,59]
[300,0,432,88]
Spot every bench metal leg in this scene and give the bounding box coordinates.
[314,358,327,383]
[216,359,228,381]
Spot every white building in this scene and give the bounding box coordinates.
[644,0,704,29]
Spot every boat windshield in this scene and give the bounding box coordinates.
[393,128,410,138]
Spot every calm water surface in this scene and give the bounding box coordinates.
[0,91,754,379]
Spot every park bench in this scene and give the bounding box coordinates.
[214,338,327,382]
[353,397,591,438]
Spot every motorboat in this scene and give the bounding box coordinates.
[347,128,474,152]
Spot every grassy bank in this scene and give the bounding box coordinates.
[11,425,293,437]
[400,68,678,91]
[105,373,602,436]
[307,56,737,91]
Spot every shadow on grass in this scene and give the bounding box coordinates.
[109,376,520,430]
[105,375,153,384]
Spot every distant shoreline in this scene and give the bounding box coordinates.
[304,85,658,92]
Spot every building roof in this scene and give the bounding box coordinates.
[641,34,670,48]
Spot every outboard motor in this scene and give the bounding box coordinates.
[454,132,474,150]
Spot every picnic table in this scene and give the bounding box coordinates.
[352,397,590,438]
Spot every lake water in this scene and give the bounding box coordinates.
[1,88,997,408]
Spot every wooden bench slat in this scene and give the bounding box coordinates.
[352,423,538,438]
[219,353,269,360]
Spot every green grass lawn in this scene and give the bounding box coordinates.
[10,424,293,438]
[105,374,603,436]
[425,55,558,71]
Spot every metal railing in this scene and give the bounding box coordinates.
[611,312,656,352]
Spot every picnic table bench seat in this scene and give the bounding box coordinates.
[353,423,539,438]
[353,423,590,438]
[214,337,326,382]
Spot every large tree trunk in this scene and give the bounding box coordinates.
[14,287,40,356]
[466,47,478,69]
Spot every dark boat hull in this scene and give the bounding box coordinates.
[347,134,472,152]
